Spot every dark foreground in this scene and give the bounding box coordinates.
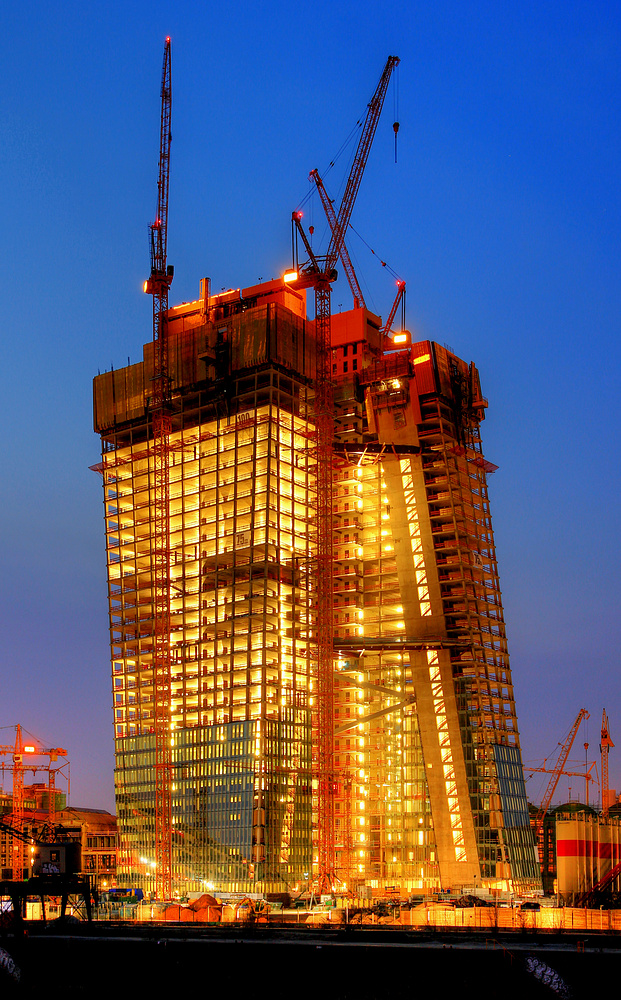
[2,923,619,998]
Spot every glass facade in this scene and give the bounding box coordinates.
[493,744,539,884]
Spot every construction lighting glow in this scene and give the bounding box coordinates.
[24,746,35,754]
[96,219,528,897]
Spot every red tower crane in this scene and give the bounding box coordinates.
[310,55,400,312]
[601,709,614,817]
[290,56,399,891]
[534,709,589,862]
[0,725,67,880]
[143,37,174,901]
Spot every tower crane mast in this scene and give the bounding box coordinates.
[291,56,399,891]
[601,709,614,817]
[144,37,174,901]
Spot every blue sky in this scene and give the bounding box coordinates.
[1,0,619,811]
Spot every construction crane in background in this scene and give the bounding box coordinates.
[601,709,614,817]
[143,37,174,901]
[0,725,67,880]
[289,56,399,892]
[526,760,596,804]
[534,709,590,856]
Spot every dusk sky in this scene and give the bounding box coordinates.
[2,0,619,812]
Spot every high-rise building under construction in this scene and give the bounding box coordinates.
[93,277,539,896]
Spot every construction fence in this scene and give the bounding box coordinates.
[87,902,621,933]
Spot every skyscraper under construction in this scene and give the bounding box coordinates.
[93,277,539,896]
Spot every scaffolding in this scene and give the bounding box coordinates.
[96,288,317,894]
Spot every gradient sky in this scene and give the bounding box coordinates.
[2,0,619,812]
